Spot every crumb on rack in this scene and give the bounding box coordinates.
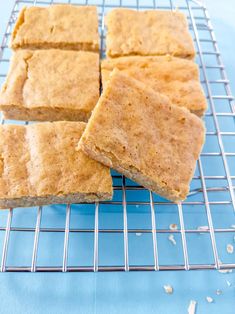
[169,223,178,230]
[206,296,214,303]
[168,234,177,245]
[215,289,222,295]
[197,225,209,234]
[226,244,234,254]
[218,269,233,274]
[163,284,173,294]
[188,300,197,314]
[226,280,232,287]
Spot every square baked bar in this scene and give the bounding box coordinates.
[0,50,99,122]
[106,9,195,59]
[11,5,99,51]
[79,70,205,202]
[102,55,207,116]
[0,122,113,209]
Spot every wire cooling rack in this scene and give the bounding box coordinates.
[0,0,234,272]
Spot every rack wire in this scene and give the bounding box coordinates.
[0,0,234,272]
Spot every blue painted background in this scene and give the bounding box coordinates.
[0,1,235,313]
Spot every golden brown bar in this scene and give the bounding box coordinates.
[79,70,205,202]
[11,5,99,51]
[0,50,99,122]
[105,9,195,59]
[0,122,113,209]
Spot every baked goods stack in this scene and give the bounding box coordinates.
[0,5,206,209]
[0,5,113,208]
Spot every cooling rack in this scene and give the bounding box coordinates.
[0,0,234,272]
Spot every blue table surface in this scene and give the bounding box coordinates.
[0,1,235,314]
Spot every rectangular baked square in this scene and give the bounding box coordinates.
[11,5,99,51]
[0,121,113,209]
[79,70,205,202]
[0,49,99,122]
[102,55,207,116]
[106,9,195,59]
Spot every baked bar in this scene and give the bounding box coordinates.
[11,5,99,51]
[106,9,195,59]
[0,49,99,122]
[0,122,113,209]
[79,70,205,202]
[102,55,207,116]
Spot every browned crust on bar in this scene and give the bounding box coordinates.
[79,70,205,202]
[0,122,113,209]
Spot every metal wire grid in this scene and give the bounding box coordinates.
[0,0,234,272]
